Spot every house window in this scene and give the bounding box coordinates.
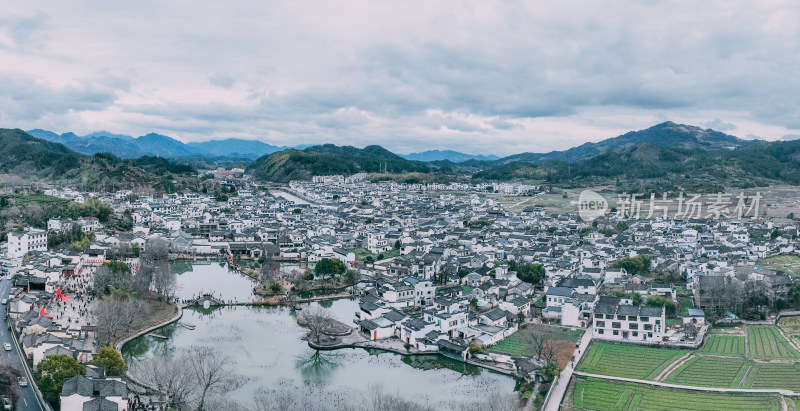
[596,321,605,327]
[612,322,621,329]
[598,329,604,334]
[632,331,638,337]
[612,330,619,336]
[628,316,637,321]
[594,313,602,318]
[629,323,638,330]
[644,324,653,331]
[641,316,649,322]
[655,320,661,325]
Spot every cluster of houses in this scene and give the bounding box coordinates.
[1,172,799,404]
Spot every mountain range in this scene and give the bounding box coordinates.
[400,150,499,162]
[0,128,197,191]
[26,129,289,159]
[27,129,499,163]
[7,121,800,191]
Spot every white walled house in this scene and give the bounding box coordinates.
[593,299,665,344]
[7,228,47,258]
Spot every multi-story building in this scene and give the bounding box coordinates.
[592,297,665,344]
[7,228,47,259]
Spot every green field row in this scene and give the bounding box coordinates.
[700,335,746,357]
[664,357,749,388]
[578,342,686,380]
[571,377,782,411]
[747,326,800,360]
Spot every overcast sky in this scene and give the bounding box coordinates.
[1,1,799,155]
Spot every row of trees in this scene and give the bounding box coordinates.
[94,238,177,346]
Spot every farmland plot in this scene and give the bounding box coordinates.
[578,342,685,380]
[699,335,746,357]
[742,363,800,392]
[571,377,782,411]
[747,326,800,360]
[664,357,750,388]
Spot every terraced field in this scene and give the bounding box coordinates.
[700,335,746,357]
[742,363,800,392]
[747,326,800,360]
[578,342,686,380]
[664,357,750,388]
[571,377,783,411]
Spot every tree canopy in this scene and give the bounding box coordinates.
[314,258,345,277]
[94,347,127,377]
[35,354,86,406]
[611,254,651,275]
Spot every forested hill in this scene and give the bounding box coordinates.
[0,128,198,192]
[473,140,800,192]
[246,144,430,182]
[498,121,748,164]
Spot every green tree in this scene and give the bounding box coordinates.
[269,281,282,293]
[516,263,545,285]
[35,354,86,406]
[613,291,642,305]
[314,258,345,278]
[541,361,561,381]
[611,254,651,275]
[94,347,127,377]
[344,269,361,285]
[646,295,675,316]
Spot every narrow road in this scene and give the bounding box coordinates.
[0,277,45,410]
[541,328,593,411]
[571,371,797,396]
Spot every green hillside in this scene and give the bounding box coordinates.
[247,144,430,182]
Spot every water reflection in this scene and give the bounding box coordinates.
[402,354,481,376]
[295,350,341,381]
[122,264,517,409]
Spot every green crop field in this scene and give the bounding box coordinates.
[571,377,782,411]
[578,342,686,380]
[747,326,800,360]
[699,335,746,357]
[664,356,750,388]
[742,363,800,391]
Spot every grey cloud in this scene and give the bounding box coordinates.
[209,73,236,89]
[0,72,117,122]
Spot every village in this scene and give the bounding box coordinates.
[1,171,800,410]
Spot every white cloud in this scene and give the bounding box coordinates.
[1,1,800,155]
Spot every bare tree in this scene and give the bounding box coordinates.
[138,353,195,410]
[186,346,242,411]
[142,237,170,263]
[95,297,149,345]
[303,305,335,344]
[151,260,177,300]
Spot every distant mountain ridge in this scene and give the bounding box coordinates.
[401,150,499,162]
[0,129,197,191]
[27,129,290,159]
[498,121,750,164]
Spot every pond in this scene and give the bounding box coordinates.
[172,260,256,302]
[123,263,518,409]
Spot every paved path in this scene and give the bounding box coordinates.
[541,328,593,411]
[572,371,798,396]
[0,278,45,410]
